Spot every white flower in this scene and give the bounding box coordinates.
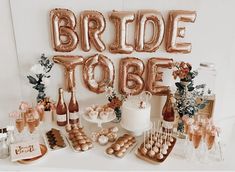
[30,64,44,74]
[105,86,114,95]
[42,77,50,86]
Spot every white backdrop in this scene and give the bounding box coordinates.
[1,0,235,127]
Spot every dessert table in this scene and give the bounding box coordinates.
[0,116,234,171]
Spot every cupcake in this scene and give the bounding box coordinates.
[99,111,109,120]
[88,110,98,120]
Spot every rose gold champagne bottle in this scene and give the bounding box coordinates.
[162,91,175,130]
[68,88,79,124]
[56,88,68,126]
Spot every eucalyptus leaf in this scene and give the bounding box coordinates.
[199,104,206,109]
[27,76,37,85]
[175,82,184,90]
[188,87,194,91]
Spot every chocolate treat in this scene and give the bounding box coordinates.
[46,128,66,150]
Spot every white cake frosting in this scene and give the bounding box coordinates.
[121,99,151,132]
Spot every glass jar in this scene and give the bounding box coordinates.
[196,62,216,94]
[196,62,216,118]
[0,133,9,159]
[7,127,15,145]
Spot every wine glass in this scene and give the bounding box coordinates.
[26,109,37,139]
[202,126,216,162]
[189,126,202,161]
[15,113,25,141]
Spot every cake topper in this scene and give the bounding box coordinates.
[139,91,152,109]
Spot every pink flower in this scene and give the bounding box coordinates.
[19,101,30,111]
[182,115,189,122]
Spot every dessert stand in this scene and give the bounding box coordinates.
[82,111,116,128]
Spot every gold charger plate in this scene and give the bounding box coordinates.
[17,144,48,164]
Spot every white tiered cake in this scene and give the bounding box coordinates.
[121,98,151,136]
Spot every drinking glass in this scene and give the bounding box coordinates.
[0,134,9,159]
[191,127,202,160]
[26,109,36,138]
[15,113,25,134]
[15,113,25,141]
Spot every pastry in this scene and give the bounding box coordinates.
[98,135,109,145]
[106,148,114,155]
[106,134,136,158]
[140,147,148,155]
[66,127,93,152]
[148,150,155,157]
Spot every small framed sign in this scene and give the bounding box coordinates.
[10,140,41,162]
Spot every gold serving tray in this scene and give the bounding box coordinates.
[17,144,47,164]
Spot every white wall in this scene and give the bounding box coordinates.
[0,0,235,127]
[0,0,21,127]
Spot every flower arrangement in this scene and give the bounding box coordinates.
[27,54,54,102]
[105,86,127,122]
[38,97,55,111]
[172,61,210,132]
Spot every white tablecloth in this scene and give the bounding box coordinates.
[0,116,234,171]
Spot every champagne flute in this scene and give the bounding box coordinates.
[15,113,25,141]
[192,126,203,161]
[26,109,36,139]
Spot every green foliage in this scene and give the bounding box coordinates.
[27,54,54,102]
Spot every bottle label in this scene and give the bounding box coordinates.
[57,114,67,122]
[162,120,174,129]
[69,112,78,120]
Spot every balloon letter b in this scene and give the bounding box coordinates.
[119,57,144,95]
[50,8,78,52]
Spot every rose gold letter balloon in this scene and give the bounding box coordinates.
[135,10,165,52]
[109,11,135,54]
[80,11,106,52]
[166,10,196,54]
[119,57,144,95]
[50,8,78,52]
[53,56,83,92]
[146,58,173,95]
[83,54,114,94]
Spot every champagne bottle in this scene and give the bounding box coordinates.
[162,91,175,130]
[68,88,79,124]
[56,88,67,126]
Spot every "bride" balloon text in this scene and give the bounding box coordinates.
[50,9,196,54]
